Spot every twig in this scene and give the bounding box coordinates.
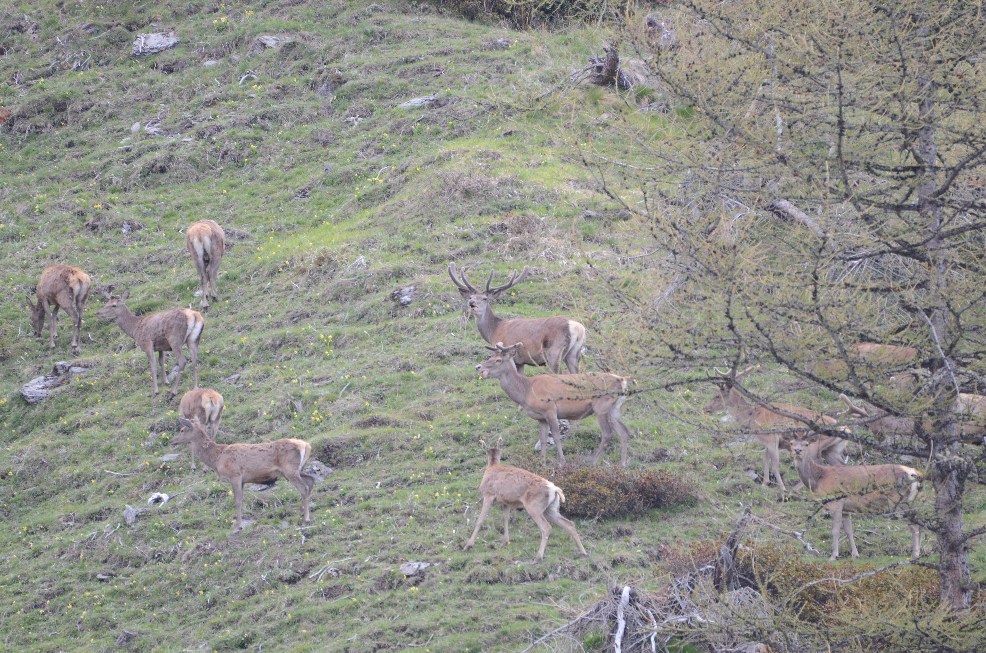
[614,586,632,653]
[105,470,136,477]
[749,514,822,555]
[309,557,352,582]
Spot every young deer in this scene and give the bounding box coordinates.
[463,437,587,560]
[178,388,224,469]
[790,434,922,560]
[96,290,204,399]
[449,263,586,374]
[477,342,632,466]
[186,219,225,310]
[704,366,846,494]
[173,417,315,530]
[25,264,92,356]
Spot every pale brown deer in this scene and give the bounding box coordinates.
[463,437,587,560]
[173,417,315,530]
[186,219,225,310]
[96,290,204,399]
[840,393,986,445]
[789,433,922,560]
[25,264,92,356]
[813,342,919,379]
[179,388,224,469]
[449,263,586,374]
[704,366,847,494]
[477,342,632,466]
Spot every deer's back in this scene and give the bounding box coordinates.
[215,438,310,481]
[480,464,548,507]
[186,220,225,254]
[494,316,578,363]
[135,308,202,350]
[38,264,91,301]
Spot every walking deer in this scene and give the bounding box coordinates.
[25,264,92,356]
[704,366,846,494]
[179,388,224,469]
[790,434,922,560]
[449,263,586,373]
[463,437,587,560]
[96,289,204,399]
[173,417,315,530]
[186,219,225,310]
[477,342,632,466]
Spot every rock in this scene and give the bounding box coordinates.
[21,361,90,404]
[400,561,431,577]
[303,460,333,482]
[398,96,437,109]
[390,285,416,307]
[124,504,143,526]
[253,34,293,52]
[115,631,138,646]
[159,454,181,463]
[485,38,511,51]
[202,59,219,67]
[132,32,179,57]
[223,373,241,385]
[147,493,170,506]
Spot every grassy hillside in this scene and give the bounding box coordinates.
[1,1,982,651]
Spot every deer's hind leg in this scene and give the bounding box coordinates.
[545,499,587,556]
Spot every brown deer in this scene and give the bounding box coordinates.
[840,393,986,445]
[186,219,225,310]
[179,388,224,469]
[789,434,922,560]
[477,342,632,466]
[173,417,315,530]
[449,263,586,374]
[96,289,204,399]
[704,366,847,495]
[25,264,92,356]
[813,342,918,379]
[463,437,587,560]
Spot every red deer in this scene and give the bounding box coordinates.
[477,342,632,466]
[463,437,586,560]
[186,219,225,310]
[96,290,204,399]
[25,264,92,356]
[813,342,919,379]
[790,434,922,560]
[179,388,224,469]
[704,366,847,495]
[449,263,586,373]
[840,393,986,445]
[173,417,314,530]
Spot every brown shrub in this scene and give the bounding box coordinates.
[544,465,695,519]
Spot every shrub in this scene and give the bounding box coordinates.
[544,465,695,519]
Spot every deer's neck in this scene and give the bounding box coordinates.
[724,388,757,426]
[495,362,533,405]
[475,307,504,345]
[114,306,142,340]
[191,436,225,471]
[794,451,825,492]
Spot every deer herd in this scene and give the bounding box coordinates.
[22,236,985,561]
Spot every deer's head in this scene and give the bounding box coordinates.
[24,294,44,336]
[95,289,131,320]
[173,416,207,446]
[476,342,524,379]
[448,262,529,317]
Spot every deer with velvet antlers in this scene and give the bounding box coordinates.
[96,289,204,399]
[449,263,586,374]
[25,264,92,356]
[186,219,225,310]
[789,433,922,560]
[173,417,315,530]
[463,437,586,560]
[477,342,632,466]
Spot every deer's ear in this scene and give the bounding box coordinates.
[25,294,35,309]
[120,289,130,301]
[178,417,193,429]
[495,435,504,448]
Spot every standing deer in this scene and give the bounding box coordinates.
[449,263,586,374]
[463,437,587,560]
[179,388,224,469]
[25,264,92,356]
[173,417,315,530]
[704,366,847,494]
[477,342,632,466]
[789,433,922,560]
[186,219,225,310]
[96,290,204,399]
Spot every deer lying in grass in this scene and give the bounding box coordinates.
[477,342,632,466]
[179,388,224,469]
[789,433,922,560]
[96,289,204,399]
[449,263,587,374]
[463,437,586,560]
[186,219,225,310]
[704,367,847,495]
[173,417,315,530]
[25,264,92,356]
[813,342,918,379]
[841,393,986,445]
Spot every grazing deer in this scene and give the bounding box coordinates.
[173,417,315,530]
[449,263,586,374]
[704,366,846,494]
[179,388,224,469]
[25,264,92,356]
[186,219,225,310]
[96,290,204,399]
[463,437,587,560]
[477,342,632,466]
[789,434,922,560]
[841,393,986,444]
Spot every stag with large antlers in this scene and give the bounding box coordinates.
[25,264,92,356]
[477,342,632,466]
[186,219,225,310]
[463,437,587,560]
[790,433,922,560]
[704,366,847,495]
[96,289,204,399]
[449,262,586,373]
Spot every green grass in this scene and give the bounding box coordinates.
[1,1,983,651]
